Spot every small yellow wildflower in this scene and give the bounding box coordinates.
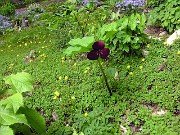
[58,76,62,80]
[156,85,158,89]
[17,54,19,57]
[26,56,29,59]
[129,72,133,75]
[142,58,145,62]
[54,91,60,97]
[29,60,33,63]
[86,67,90,70]
[53,96,57,100]
[25,43,27,46]
[84,70,88,74]
[139,66,143,70]
[84,112,88,117]
[127,65,131,69]
[61,60,65,63]
[64,76,68,80]
[71,96,76,100]
[73,63,77,66]
[163,42,167,45]
[41,46,44,49]
[177,51,180,55]
[10,64,14,66]
[147,44,150,48]
[96,81,100,84]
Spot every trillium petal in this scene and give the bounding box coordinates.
[87,50,99,60]
[92,41,105,50]
[100,48,110,59]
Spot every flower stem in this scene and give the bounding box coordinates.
[98,59,112,96]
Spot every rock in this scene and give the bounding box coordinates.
[166,29,180,45]
[142,49,149,56]
[159,31,168,37]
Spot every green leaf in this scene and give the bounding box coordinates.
[105,68,118,79]
[68,36,95,47]
[64,46,82,55]
[0,126,13,135]
[129,14,137,30]
[0,106,28,126]
[0,93,23,113]
[3,72,33,94]
[123,45,129,52]
[131,44,140,49]
[119,17,128,30]
[18,107,46,134]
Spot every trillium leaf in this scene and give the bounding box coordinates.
[0,93,23,113]
[68,36,95,48]
[3,72,33,94]
[0,126,14,135]
[18,107,46,134]
[64,46,82,55]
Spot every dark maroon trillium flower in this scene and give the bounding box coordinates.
[87,41,110,60]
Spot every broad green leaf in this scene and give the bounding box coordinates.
[3,72,33,94]
[68,36,95,47]
[0,126,13,135]
[19,107,46,134]
[119,17,128,30]
[131,44,140,49]
[100,22,118,36]
[64,46,90,56]
[64,46,81,55]
[129,14,137,31]
[0,93,23,113]
[105,68,118,79]
[0,106,28,126]
[123,45,129,52]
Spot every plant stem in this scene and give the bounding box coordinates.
[98,59,112,96]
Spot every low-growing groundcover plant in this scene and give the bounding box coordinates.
[147,0,180,33]
[0,1,180,134]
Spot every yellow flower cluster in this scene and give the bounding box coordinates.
[53,90,60,100]
[84,67,90,74]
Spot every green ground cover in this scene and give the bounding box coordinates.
[0,0,180,134]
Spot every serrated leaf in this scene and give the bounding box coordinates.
[19,107,46,134]
[0,93,23,113]
[0,126,13,135]
[123,45,129,52]
[3,72,33,94]
[129,14,137,30]
[119,17,128,30]
[0,106,28,126]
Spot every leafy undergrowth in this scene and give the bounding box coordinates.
[0,26,179,134]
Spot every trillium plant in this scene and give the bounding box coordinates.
[87,41,112,96]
